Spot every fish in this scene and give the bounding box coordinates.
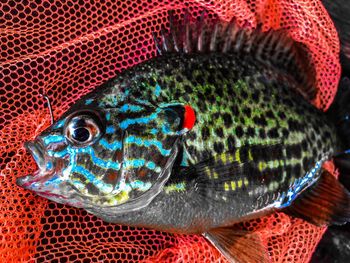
[16,11,350,263]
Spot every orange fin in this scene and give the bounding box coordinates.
[204,226,270,263]
[283,169,350,226]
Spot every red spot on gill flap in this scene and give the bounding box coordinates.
[183,105,196,130]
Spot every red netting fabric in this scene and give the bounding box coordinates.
[0,0,340,262]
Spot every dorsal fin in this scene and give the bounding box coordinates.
[153,10,317,101]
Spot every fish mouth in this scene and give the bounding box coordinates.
[17,140,82,205]
[16,140,52,189]
[25,141,45,169]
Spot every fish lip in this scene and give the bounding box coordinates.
[24,140,46,170]
[17,140,50,188]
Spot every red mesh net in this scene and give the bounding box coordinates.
[0,0,340,262]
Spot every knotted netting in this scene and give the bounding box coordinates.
[0,0,340,262]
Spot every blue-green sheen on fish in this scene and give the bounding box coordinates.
[17,12,350,262]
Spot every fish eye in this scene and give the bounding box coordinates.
[64,111,104,146]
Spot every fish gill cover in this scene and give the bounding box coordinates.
[0,0,341,262]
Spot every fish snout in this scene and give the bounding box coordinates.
[24,140,46,170]
[17,139,56,188]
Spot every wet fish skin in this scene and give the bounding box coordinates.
[82,51,339,233]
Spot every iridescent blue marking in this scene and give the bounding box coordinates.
[53,120,65,129]
[275,161,322,208]
[99,138,122,150]
[121,159,159,172]
[345,149,350,154]
[106,126,116,134]
[48,147,120,170]
[180,150,189,166]
[130,180,152,191]
[124,159,145,168]
[60,145,119,193]
[119,104,144,113]
[85,99,94,105]
[146,161,156,170]
[154,84,161,96]
[106,112,111,121]
[161,124,187,136]
[42,135,65,145]
[48,148,68,158]
[79,147,121,170]
[120,111,159,129]
[125,135,171,156]
[46,161,53,170]
[72,166,113,193]
[150,128,158,135]
[123,159,161,172]
[161,124,171,134]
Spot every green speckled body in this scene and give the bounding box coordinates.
[115,52,338,167]
[86,52,340,233]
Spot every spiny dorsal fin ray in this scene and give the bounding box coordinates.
[153,10,317,101]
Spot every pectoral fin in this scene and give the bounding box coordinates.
[282,169,350,226]
[204,225,270,263]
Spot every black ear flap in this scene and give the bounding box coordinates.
[161,104,196,134]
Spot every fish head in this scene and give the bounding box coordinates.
[17,93,194,211]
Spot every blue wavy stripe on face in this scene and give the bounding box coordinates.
[106,125,116,134]
[99,138,122,150]
[42,135,65,145]
[125,135,171,156]
[119,104,144,113]
[81,147,121,170]
[130,180,152,191]
[51,146,121,170]
[124,159,161,173]
[124,158,145,167]
[72,166,113,193]
[119,111,159,130]
[48,148,69,158]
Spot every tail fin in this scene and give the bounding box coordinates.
[328,77,350,189]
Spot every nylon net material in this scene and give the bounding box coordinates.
[0,0,341,262]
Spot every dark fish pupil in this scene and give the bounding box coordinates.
[72,127,90,142]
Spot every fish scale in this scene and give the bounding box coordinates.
[115,52,336,170]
